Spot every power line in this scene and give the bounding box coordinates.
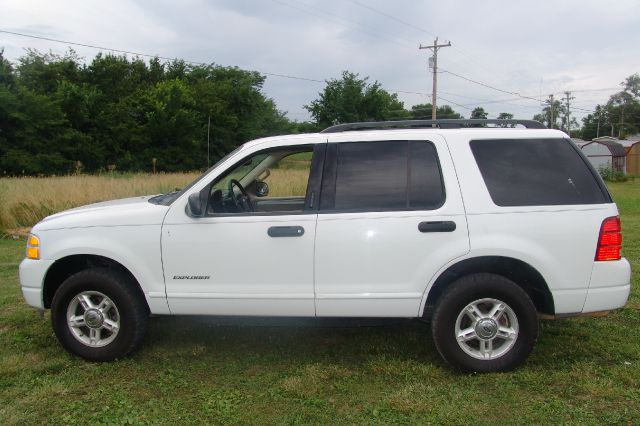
[269,0,414,50]
[437,96,472,111]
[0,28,616,117]
[282,0,512,101]
[347,0,517,87]
[348,0,437,38]
[291,0,419,46]
[440,68,606,114]
[0,29,326,84]
[441,67,544,104]
[568,87,620,93]
[0,28,475,107]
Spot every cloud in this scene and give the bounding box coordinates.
[1,0,638,122]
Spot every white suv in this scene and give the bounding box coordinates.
[19,119,631,372]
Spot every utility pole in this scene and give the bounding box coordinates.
[564,91,574,136]
[548,94,555,128]
[207,115,211,168]
[419,37,451,120]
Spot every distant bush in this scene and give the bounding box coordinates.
[598,166,628,182]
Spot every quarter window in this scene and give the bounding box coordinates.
[470,138,608,206]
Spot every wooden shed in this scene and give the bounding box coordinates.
[627,141,640,175]
[581,138,626,173]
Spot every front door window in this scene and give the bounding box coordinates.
[207,147,313,214]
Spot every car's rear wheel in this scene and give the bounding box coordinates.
[51,268,148,361]
[431,273,538,372]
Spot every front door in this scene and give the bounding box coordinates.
[162,139,326,316]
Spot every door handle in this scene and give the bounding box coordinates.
[268,226,305,237]
[418,221,456,233]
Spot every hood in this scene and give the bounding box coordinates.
[33,195,170,231]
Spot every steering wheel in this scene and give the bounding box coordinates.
[228,179,254,212]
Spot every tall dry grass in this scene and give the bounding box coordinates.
[0,173,198,231]
[262,168,309,197]
[0,169,310,231]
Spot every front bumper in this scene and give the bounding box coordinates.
[19,258,54,310]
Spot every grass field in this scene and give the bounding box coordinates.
[0,169,309,232]
[0,173,199,231]
[0,182,638,424]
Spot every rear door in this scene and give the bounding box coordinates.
[314,133,470,317]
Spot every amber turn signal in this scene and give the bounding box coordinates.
[26,234,40,260]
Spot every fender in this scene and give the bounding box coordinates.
[38,225,170,314]
[418,240,568,317]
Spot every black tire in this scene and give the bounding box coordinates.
[51,267,149,361]
[431,273,538,373]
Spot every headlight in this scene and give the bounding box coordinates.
[26,234,40,260]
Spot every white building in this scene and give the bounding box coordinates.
[581,137,626,173]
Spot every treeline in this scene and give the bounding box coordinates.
[0,50,294,175]
[12,49,605,176]
[530,74,640,139]
[3,48,638,176]
[581,74,640,140]
[0,52,474,176]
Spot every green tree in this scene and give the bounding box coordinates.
[0,49,297,175]
[623,73,640,97]
[409,103,462,119]
[305,71,407,128]
[138,79,200,171]
[533,98,565,129]
[17,49,81,94]
[470,107,488,119]
[607,91,636,139]
[581,73,640,140]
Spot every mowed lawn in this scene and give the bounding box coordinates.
[0,182,639,425]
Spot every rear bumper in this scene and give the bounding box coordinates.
[583,258,631,313]
[583,284,631,313]
[19,258,54,310]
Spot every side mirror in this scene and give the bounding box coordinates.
[186,184,211,217]
[256,181,269,197]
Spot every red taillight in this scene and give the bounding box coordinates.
[595,216,622,261]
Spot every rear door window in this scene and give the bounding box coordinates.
[321,140,445,212]
[470,138,609,206]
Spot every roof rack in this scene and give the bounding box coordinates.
[320,119,547,133]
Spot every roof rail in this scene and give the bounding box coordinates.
[320,119,547,133]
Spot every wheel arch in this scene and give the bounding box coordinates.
[422,256,554,319]
[43,254,149,311]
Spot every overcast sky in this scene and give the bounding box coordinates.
[1,0,638,123]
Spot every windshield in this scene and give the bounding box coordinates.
[148,144,245,206]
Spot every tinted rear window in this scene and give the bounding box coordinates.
[334,141,407,210]
[325,140,445,212]
[470,138,608,206]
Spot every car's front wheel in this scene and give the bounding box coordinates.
[51,268,148,361]
[431,273,539,372]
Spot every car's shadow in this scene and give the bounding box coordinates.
[144,315,443,365]
[139,314,636,372]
